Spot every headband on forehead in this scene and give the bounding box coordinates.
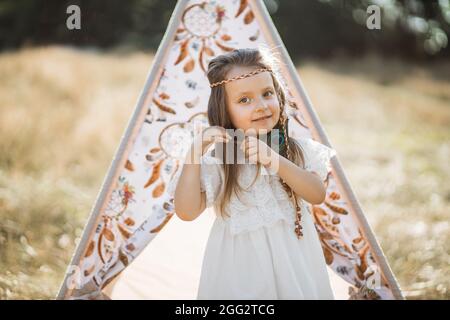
[209,67,274,88]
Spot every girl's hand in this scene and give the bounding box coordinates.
[193,126,231,156]
[240,136,276,167]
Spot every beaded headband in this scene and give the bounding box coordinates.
[209,67,273,88]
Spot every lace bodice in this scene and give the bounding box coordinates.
[168,137,337,235]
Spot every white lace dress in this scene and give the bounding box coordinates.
[170,137,337,300]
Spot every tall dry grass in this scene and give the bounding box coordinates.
[0,46,448,299]
[300,54,450,299]
[0,46,152,299]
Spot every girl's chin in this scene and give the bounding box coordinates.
[245,122,276,134]
[254,119,275,128]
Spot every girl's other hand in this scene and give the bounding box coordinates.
[240,136,276,166]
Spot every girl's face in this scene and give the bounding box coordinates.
[224,66,280,135]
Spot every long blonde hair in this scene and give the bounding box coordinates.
[206,48,305,218]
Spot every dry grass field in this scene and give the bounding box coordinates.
[0,46,448,299]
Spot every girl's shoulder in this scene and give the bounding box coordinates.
[292,136,336,158]
[291,136,337,180]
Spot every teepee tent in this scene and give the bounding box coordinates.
[57,0,404,300]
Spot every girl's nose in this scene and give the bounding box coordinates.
[255,102,269,112]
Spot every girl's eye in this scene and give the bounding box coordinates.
[239,97,250,104]
[238,91,273,104]
[264,90,274,97]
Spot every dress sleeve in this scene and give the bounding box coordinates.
[167,161,183,199]
[200,153,224,208]
[297,137,337,181]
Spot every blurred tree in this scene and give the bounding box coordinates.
[124,0,176,49]
[0,0,448,60]
[0,0,136,48]
[313,0,449,57]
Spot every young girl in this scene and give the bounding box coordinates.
[169,48,336,300]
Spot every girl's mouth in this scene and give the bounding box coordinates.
[252,114,272,122]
